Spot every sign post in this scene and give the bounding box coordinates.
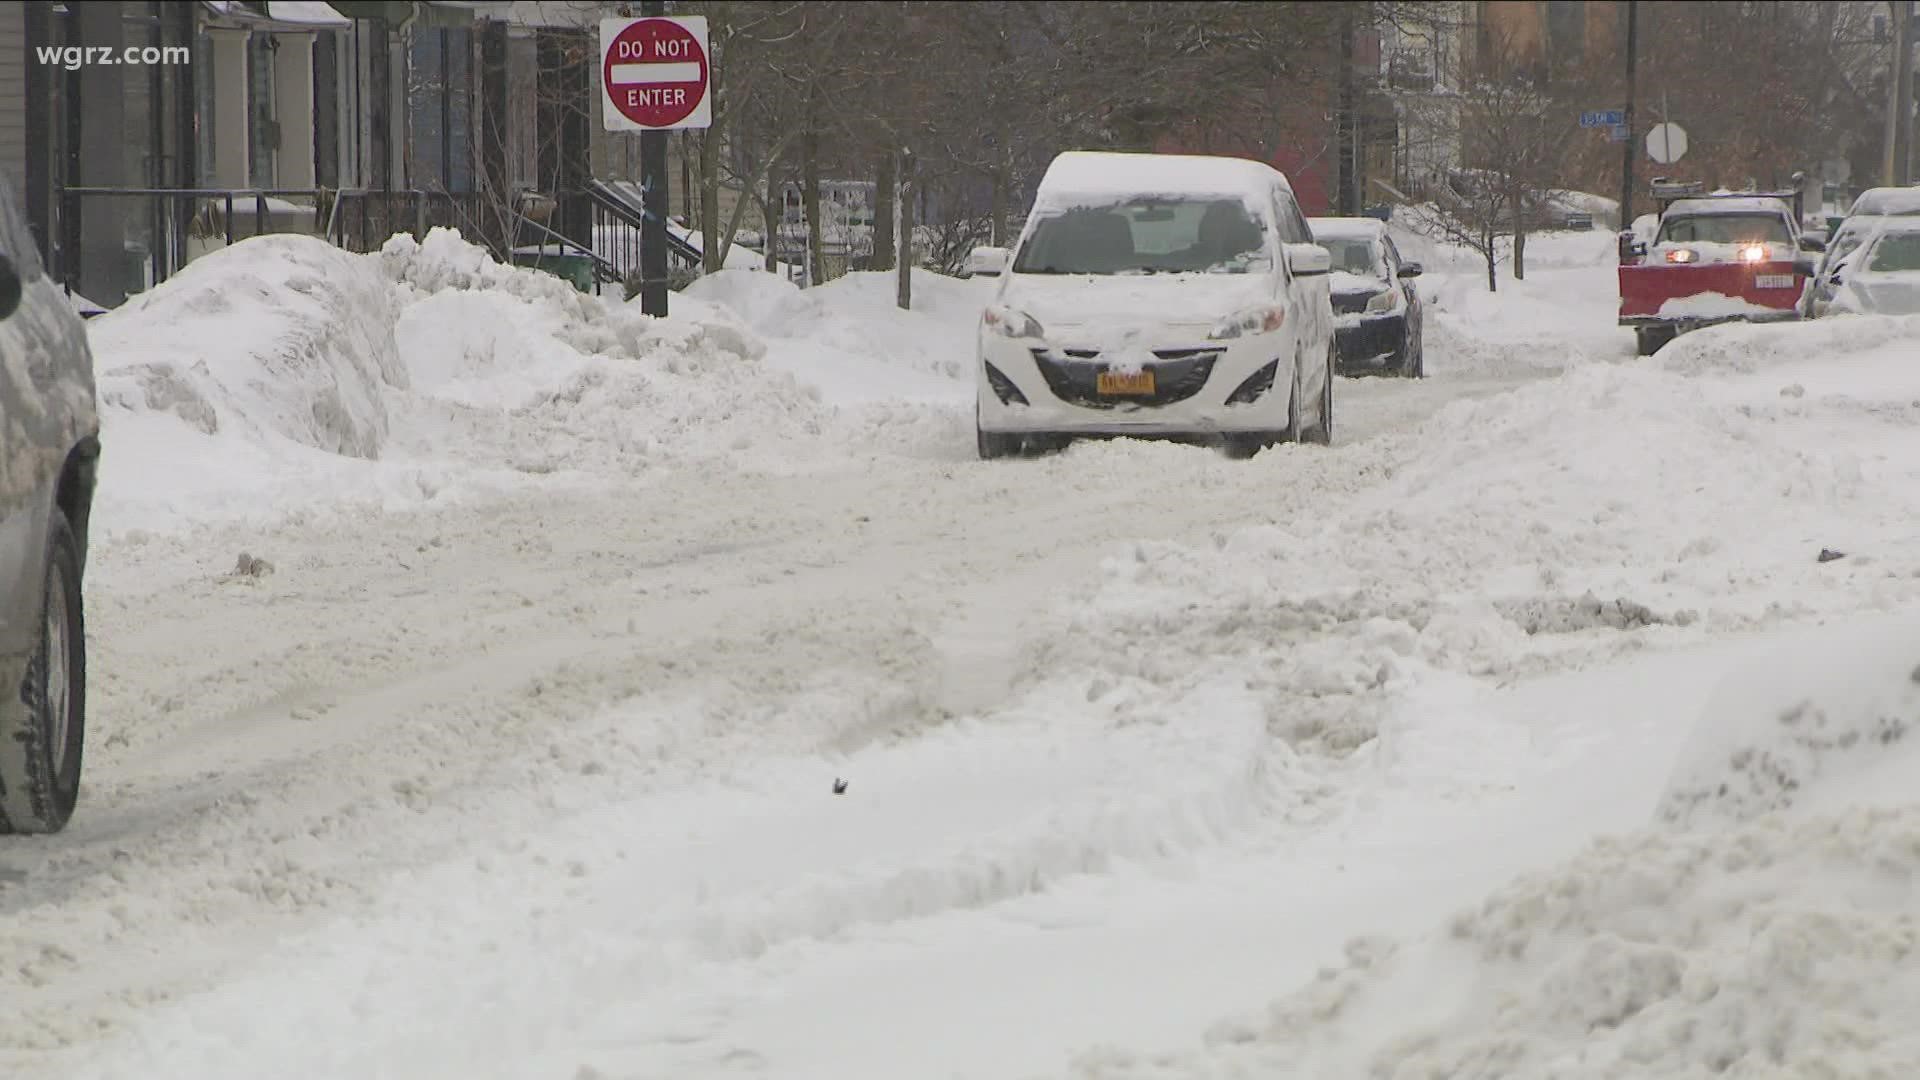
[600,7,711,317]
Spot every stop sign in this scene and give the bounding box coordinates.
[600,16,711,132]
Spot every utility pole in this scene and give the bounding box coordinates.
[1619,0,1638,226]
[1337,11,1358,215]
[638,0,670,316]
[895,147,912,311]
[1888,0,1915,186]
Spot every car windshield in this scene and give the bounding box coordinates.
[1012,198,1270,275]
[1319,237,1380,276]
[1866,232,1920,272]
[1830,223,1870,260]
[1658,213,1791,245]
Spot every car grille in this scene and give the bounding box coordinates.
[1029,347,1220,408]
[1331,291,1375,315]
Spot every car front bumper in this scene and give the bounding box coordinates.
[1332,314,1407,372]
[976,329,1296,436]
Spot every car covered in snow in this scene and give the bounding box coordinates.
[976,151,1336,459]
[1818,217,1920,317]
[1616,182,1824,355]
[0,182,99,834]
[1307,216,1424,377]
[1804,186,1920,317]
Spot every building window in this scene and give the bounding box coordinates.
[407,26,475,193]
[248,33,278,187]
[1546,0,1584,68]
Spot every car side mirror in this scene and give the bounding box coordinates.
[1798,234,1826,253]
[967,245,1009,277]
[1284,242,1331,277]
[0,254,20,319]
[1396,262,1423,279]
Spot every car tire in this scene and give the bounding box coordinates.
[1635,326,1674,356]
[1303,343,1334,446]
[977,426,1022,460]
[1405,320,1425,378]
[0,509,87,835]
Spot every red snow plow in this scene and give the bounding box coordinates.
[1617,179,1825,355]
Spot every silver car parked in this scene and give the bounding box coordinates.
[0,181,101,834]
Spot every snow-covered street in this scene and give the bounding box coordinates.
[5,227,1920,1079]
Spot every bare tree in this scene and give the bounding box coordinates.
[1404,181,1509,292]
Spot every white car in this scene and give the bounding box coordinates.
[1824,218,1920,316]
[975,151,1336,460]
[1806,188,1920,317]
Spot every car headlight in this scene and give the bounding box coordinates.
[982,305,1044,339]
[1208,304,1287,340]
[1364,288,1397,314]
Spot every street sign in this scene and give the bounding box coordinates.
[600,16,711,132]
[1609,124,1630,142]
[1580,109,1626,128]
[1646,122,1688,165]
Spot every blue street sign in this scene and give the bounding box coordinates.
[1609,124,1630,142]
[1580,109,1627,128]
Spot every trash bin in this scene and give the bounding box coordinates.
[510,250,597,293]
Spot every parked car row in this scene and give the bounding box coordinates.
[1802,186,1920,319]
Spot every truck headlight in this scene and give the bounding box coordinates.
[1364,288,1397,314]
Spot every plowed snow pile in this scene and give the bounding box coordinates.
[1070,614,1920,1079]
[684,266,989,406]
[1053,316,1920,1077]
[85,230,973,537]
[1390,223,1631,375]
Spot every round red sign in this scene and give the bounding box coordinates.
[603,18,708,129]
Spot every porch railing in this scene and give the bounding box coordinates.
[52,183,707,307]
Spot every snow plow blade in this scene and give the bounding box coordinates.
[1618,262,1807,328]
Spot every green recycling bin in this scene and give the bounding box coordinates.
[511,249,597,294]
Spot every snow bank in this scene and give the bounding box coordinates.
[1065,611,1920,1080]
[91,235,405,459]
[1387,219,1629,374]
[1076,810,1920,1078]
[1656,610,1920,827]
[86,228,977,537]
[1653,307,1920,377]
[683,267,989,404]
[1036,304,1920,764]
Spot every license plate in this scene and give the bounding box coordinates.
[1755,274,1795,289]
[1096,369,1156,396]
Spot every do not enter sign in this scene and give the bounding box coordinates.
[600,16,711,132]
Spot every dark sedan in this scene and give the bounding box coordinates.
[1307,217,1426,378]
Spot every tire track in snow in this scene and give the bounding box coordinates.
[3,426,1434,1062]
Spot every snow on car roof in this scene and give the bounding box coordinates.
[1306,217,1387,238]
[1847,187,1920,216]
[1663,196,1793,217]
[1034,151,1291,209]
